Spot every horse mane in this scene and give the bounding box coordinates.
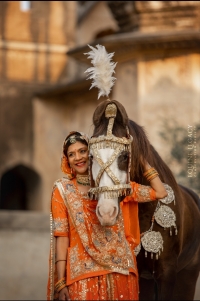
[128,120,178,190]
[92,100,180,193]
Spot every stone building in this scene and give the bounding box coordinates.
[0,1,200,299]
[0,1,76,210]
[34,1,200,212]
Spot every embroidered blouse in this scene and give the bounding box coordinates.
[51,178,156,286]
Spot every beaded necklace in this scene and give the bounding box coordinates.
[76,174,90,186]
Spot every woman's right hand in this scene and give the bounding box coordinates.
[59,286,70,300]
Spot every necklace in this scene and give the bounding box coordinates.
[76,174,90,186]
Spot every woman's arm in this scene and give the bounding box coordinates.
[51,186,70,300]
[143,162,167,199]
[56,236,69,279]
[56,236,70,300]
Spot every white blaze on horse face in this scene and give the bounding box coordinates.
[91,148,127,226]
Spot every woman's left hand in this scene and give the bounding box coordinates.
[59,286,70,300]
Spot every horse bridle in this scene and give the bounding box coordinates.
[88,103,133,200]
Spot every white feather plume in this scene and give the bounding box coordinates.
[84,44,117,99]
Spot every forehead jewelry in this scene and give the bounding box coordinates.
[69,136,77,144]
[65,134,89,145]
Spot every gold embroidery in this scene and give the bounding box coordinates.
[135,184,153,202]
[56,179,136,282]
[53,217,69,233]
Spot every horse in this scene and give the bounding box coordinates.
[89,99,200,300]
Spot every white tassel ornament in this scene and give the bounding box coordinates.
[84,44,117,99]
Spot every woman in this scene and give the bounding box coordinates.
[47,131,167,301]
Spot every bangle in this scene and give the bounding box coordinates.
[55,277,66,293]
[55,259,67,264]
[146,173,158,181]
[143,167,159,181]
[57,283,66,293]
[143,167,155,177]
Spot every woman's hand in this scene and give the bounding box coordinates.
[59,286,70,300]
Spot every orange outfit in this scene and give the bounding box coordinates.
[47,178,156,300]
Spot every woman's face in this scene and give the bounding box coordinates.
[67,141,89,175]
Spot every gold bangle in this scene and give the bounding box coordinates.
[148,174,158,182]
[57,283,66,293]
[55,280,66,289]
[55,281,66,293]
[144,170,158,178]
[55,277,66,289]
[143,167,155,176]
[146,171,158,179]
[146,172,158,179]
[144,167,159,181]
[146,173,158,181]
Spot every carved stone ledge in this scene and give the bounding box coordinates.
[67,30,200,63]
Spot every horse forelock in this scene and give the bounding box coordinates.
[92,100,128,138]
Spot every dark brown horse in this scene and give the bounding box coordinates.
[91,99,200,300]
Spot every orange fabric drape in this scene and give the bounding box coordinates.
[47,178,156,300]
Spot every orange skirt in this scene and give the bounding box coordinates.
[68,272,138,300]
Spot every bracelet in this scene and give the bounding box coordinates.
[55,259,67,264]
[55,277,66,293]
[147,174,159,182]
[143,167,155,177]
[146,171,158,180]
[57,283,66,293]
[143,167,159,181]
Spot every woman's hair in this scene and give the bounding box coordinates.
[63,132,88,157]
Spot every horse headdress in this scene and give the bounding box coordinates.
[85,45,134,226]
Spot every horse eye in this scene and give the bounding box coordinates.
[120,152,128,161]
[118,151,129,172]
[123,154,128,160]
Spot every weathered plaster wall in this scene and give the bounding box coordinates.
[33,89,100,211]
[137,53,200,161]
[77,1,119,46]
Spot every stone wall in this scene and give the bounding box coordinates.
[0,210,50,300]
[137,53,200,182]
[33,87,100,211]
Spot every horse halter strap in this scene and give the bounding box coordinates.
[89,103,133,199]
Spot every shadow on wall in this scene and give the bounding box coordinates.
[0,164,41,210]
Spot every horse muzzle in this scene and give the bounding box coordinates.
[96,199,119,226]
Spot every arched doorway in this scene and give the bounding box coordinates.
[0,164,41,210]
